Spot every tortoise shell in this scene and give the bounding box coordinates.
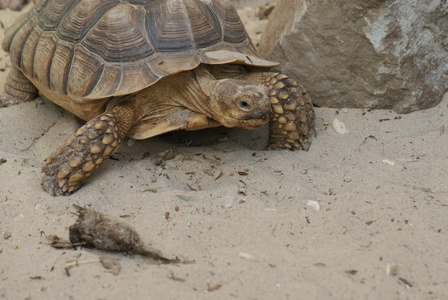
[3,0,277,107]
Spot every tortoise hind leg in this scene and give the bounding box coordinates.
[1,67,38,107]
[42,100,138,196]
[238,72,316,150]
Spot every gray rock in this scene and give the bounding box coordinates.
[260,0,448,113]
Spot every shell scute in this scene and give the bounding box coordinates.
[49,40,75,94]
[37,0,76,32]
[82,3,154,62]
[32,31,58,89]
[67,46,105,98]
[56,0,120,43]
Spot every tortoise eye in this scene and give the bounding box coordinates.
[238,99,251,111]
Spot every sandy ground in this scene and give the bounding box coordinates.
[1,2,448,299]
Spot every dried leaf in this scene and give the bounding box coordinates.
[168,272,186,282]
[399,277,413,287]
[69,205,178,263]
[141,188,158,193]
[204,168,222,181]
[177,195,198,202]
[207,284,222,292]
[163,161,178,170]
[45,234,72,249]
[155,149,176,166]
[345,270,358,275]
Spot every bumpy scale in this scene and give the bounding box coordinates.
[240,72,315,150]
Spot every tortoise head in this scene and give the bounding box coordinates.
[208,79,271,129]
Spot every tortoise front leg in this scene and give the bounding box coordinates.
[1,68,38,107]
[238,72,316,150]
[42,100,138,196]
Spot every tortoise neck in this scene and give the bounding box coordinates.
[187,67,219,118]
[119,69,218,122]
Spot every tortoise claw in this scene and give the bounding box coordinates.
[0,93,21,108]
[42,168,81,196]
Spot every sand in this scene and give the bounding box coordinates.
[1,2,448,299]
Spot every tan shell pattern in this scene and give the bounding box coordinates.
[3,0,277,101]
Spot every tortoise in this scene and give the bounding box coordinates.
[1,0,316,196]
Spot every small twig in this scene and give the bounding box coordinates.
[65,259,101,276]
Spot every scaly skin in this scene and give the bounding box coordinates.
[0,68,38,107]
[239,72,316,150]
[41,101,138,196]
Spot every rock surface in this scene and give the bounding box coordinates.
[260,0,448,113]
[0,0,31,11]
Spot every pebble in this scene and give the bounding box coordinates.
[102,282,111,288]
[382,159,395,166]
[386,263,398,276]
[306,200,320,211]
[14,214,25,222]
[34,203,47,213]
[163,161,178,170]
[223,196,234,208]
[332,119,349,134]
[3,231,12,239]
[238,252,254,260]
[126,138,136,147]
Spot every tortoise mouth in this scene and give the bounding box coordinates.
[222,112,270,129]
[239,117,269,129]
